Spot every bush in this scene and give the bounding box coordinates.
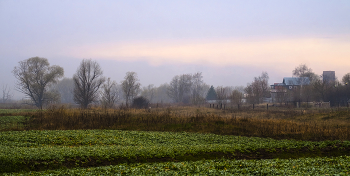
[132,96,150,109]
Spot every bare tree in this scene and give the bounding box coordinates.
[292,64,319,103]
[1,85,13,103]
[342,73,350,85]
[100,78,119,109]
[167,75,180,103]
[244,83,254,104]
[73,59,105,109]
[312,76,333,102]
[216,86,228,104]
[153,83,172,104]
[229,89,243,106]
[12,57,64,109]
[245,72,270,104]
[141,84,156,103]
[293,64,318,82]
[190,72,207,105]
[121,72,141,107]
[167,74,192,104]
[51,77,75,104]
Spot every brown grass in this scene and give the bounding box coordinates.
[8,105,348,141]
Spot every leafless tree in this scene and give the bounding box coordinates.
[121,72,141,107]
[1,85,13,103]
[216,86,228,104]
[245,72,270,104]
[244,83,254,104]
[167,74,193,104]
[190,72,207,105]
[229,89,243,106]
[342,73,350,85]
[167,72,209,105]
[141,84,156,103]
[153,83,172,104]
[291,64,319,103]
[73,59,105,109]
[312,76,333,102]
[100,78,119,109]
[12,57,64,109]
[293,64,318,82]
[167,75,180,103]
[51,77,75,104]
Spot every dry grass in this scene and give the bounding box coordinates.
[9,105,348,141]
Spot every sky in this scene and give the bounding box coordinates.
[1,0,350,99]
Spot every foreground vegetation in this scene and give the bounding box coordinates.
[3,156,349,175]
[1,106,350,175]
[1,130,350,174]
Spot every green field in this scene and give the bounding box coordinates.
[0,116,28,130]
[1,130,349,174]
[0,109,36,130]
[3,157,350,175]
[0,109,38,114]
[1,107,350,175]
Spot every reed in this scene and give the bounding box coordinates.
[12,105,349,141]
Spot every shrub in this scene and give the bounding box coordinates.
[132,96,150,109]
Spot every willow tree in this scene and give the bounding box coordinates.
[12,57,64,109]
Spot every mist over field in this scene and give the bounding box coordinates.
[2,2,350,175]
[1,0,350,101]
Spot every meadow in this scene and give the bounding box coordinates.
[0,105,350,175]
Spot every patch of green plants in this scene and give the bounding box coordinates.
[0,109,38,115]
[0,116,28,130]
[0,130,349,173]
[3,156,350,175]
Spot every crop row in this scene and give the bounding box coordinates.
[2,130,350,149]
[1,130,350,173]
[2,156,350,175]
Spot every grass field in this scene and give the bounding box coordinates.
[10,106,350,141]
[0,109,38,114]
[0,106,350,175]
[0,116,28,130]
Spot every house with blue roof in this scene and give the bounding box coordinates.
[270,77,310,103]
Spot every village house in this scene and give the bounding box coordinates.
[270,77,310,103]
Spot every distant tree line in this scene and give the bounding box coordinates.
[9,57,350,109]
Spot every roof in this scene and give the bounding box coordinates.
[282,77,310,85]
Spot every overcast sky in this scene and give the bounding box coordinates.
[1,0,350,99]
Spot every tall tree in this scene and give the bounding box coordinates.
[190,72,207,105]
[245,72,270,104]
[229,89,243,106]
[141,84,156,103]
[100,78,119,109]
[121,72,141,107]
[51,77,75,104]
[216,86,228,101]
[153,83,172,104]
[292,64,318,102]
[167,73,193,104]
[292,64,318,83]
[342,73,350,85]
[12,57,64,109]
[73,59,105,109]
[1,85,13,103]
[167,75,180,103]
